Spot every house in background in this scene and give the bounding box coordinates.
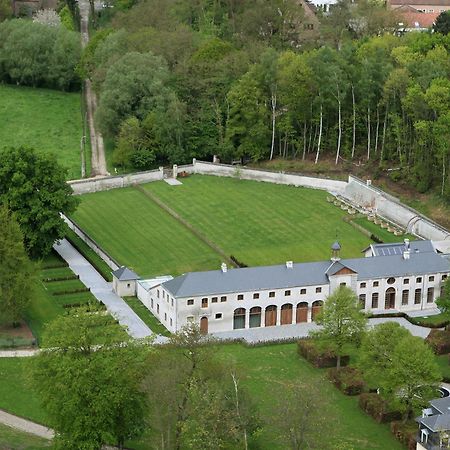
[417,397,450,449]
[388,0,450,13]
[12,0,56,16]
[393,4,440,31]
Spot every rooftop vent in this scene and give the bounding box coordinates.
[404,238,410,250]
[286,261,293,269]
[221,263,227,273]
[403,250,410,260]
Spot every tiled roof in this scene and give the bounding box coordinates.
[112,266,139,281]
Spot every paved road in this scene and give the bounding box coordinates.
[0,409,53,439]
[212,317,433,344]
[54,239,153,339]
[0,349,39,358]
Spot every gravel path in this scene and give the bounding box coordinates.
[0,349,39,358]
[0,409,54,439]
[54,239,156,340]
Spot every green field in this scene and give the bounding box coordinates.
[0,84,84,180]
[72,175,406,278]
[0,423,50,450]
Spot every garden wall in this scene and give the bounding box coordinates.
[343,176,450,241]
[62,214,120,271]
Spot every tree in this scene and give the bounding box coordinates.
[0,0,11,23]
[311,286,367,369]
[0,205,36,326]
[436,277,450,325]
[0,147,78,258]
[31,307,149,449]
[434,11,450,35]
[33,9,61,27]
[359,323,441,421]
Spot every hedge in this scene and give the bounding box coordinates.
[52,287,90,296]
[390,421,417,450]
[42,275,79,282]
[358,393,401,423]
[425,329,450,355]
[298,339,349,368]
[328,367,365,395]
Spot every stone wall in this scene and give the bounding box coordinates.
[342,176,450,241]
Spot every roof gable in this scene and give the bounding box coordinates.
[112,266,139,281]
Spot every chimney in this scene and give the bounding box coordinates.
[286,261,293,269]
[221,263,227,273]
[404,238,410,250]
[403,250,410,260]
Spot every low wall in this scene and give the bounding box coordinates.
[342,176,450,241]
[192,160,347,194]
[63,214,120,271]
[68,167,164,195]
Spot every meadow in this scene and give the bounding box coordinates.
[0,84,84,180]
[71,175,405,278]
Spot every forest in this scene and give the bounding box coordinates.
[1,0,450,198]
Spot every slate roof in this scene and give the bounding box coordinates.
[112,266,139,281]
[390,0,450,5]
[418,413,450,432]
[430,397,450,414]
[162,241,450,298]
[368,240,435,257]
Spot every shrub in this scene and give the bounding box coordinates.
[328,367,365,395]
[390,421,417,450]
[370,233,383,243]
[359,393,401,423]
[297,339,349,368]
[230,255,248,268]
[425,329,450,354]
[52,287,90,296]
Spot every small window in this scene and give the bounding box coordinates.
[221,296,227,302]
[187,299,194,306]
[316,287,322,293]
[253,293,259,299]
[187,316,194,323]
[359,294,366,309]
[429,276,435,282]
[151,299,154,308]
[163,291,165,299]
[269,291,275,298]
[443,275,448,281]
[170,318,173,326]
[211,297,218,303]
[371,293,379,309]
[360,282,366,288]
[171,298,174,307]
[237,294,244,300]
[415,289,422,304]
[215,313,222,319]
[127,283,130,288]
[403,278,409,285]
[387,277,396,285]
[157,304,160,314]
[201,298,208,308]
[300,288,306,295]
[427,287,434,303]
[416,277,422,283]
[373,281,379,287]
[340,282,346,287]
[164,313,167,321]
[157,290,160,298]
[402,290,409,306]
[285,290,291,296]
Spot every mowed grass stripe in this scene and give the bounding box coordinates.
[143,175,372,266]
[71,187,221,277]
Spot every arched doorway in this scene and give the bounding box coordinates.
[296,302,308,323]
[281,304,293,325]
[311,301,323,321]
[265,305,277,327]
[200,316,208,334]
[249,307,261,328]
[385,287,396,309]
[233,308,246,329]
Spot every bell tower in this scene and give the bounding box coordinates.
[331,241,341,262]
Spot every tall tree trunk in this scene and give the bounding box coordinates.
[367,106,371,160]
[315,102,323,164]
[351,84,356,159]
[442,154,446,196]
[336,353,341,370]
[381,101,389,163]
[302,121,307,160]
[231,372,248,450]
[374,105,380,155]
[335,93,342,165]
[269,93,277,160]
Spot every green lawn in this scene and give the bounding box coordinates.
[351,216,414,243]
[0,423,50,450]
[0,84,84,180]
[123,297,171,337]
[71,175,392,278]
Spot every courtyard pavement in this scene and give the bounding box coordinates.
[212,317,432,344]
[54,239,167,341]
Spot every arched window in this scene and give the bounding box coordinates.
[385,287,396,309]
[311,301,323,321]
[249,307,261,328]
[280,304,293,325]
[296,302,308,323]
[233,308,246,330]
[265,305,277,327]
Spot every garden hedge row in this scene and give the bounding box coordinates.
[425,329,450,354]
[358,393,401,423]
[297,339,349,368]
[328,367,365,395]
[52,287,90,296]
[390,421,417,450]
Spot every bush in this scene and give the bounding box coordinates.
[370,233,383,243]
[230,255,248,268]
[328,367,365,395]
[297,339,349,368]
[390,421,417,450]
[425,329,450,354]
[359,393,401,423]
[52,287,90,296]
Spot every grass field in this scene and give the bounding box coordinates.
[0,423,50,450]
[0,84,84,180]
[72,175,407,278]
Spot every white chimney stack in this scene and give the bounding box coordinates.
[221,263,227,273]
[404,238,410,250]
[286,261,293,269]
[403,250,410,260]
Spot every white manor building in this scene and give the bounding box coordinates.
[136,239,450,334]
